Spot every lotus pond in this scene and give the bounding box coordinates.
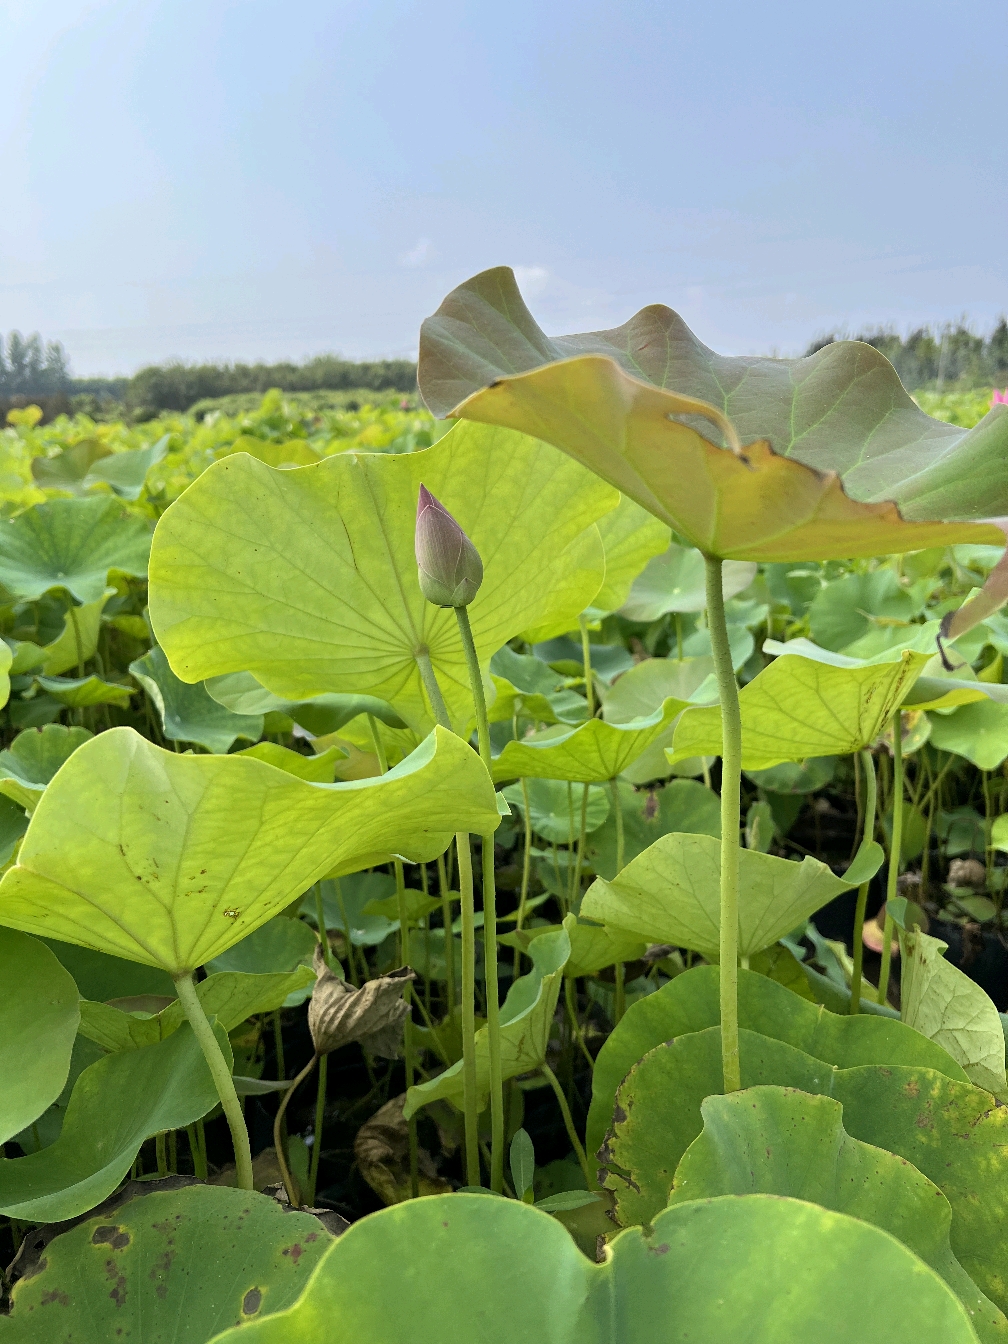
[2,270,1008,1341]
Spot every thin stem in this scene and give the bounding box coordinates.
[314,884,334,971]
[456,832,481,1186]
[395,858,419,1199]
[307,1054,327,1206]
[514,776,532,980]
[415,649,453,730]
[614,961,626,1025]
[610,778,625,874]
[156,1132,167,1177]
[272,1009,289,1162]
[541,1063,596,1191]
[68,603,85,678]
[168,1129,177,1174]
[455,603,504,1194]
[704,556,742,1094]
[675,612,683,662]
[578,614,595,717]
[849,750,877,1015]
[173,973,252,1190]
[333,879,359,987]
[572,782,589,908]
[877,712,904,1006]
[273,1054,318,1207]
[565,977,595,1070]
[437,852,456,1026]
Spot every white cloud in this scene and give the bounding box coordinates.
[399,238,431,267]
[512,265,549,297]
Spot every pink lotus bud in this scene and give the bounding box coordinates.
[415,484,483,608]
[992,388,1008,407]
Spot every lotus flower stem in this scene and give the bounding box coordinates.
[273,1053,318,1207]
[540,1063,596,1191]
[314,883,335,972]
[306,1054,327,1206]
[578,615,596,716]
[436,853,456,1026]
[877,711,904,1006]
[332,881,359,987]
[513,776,532,979]
[367,712,420,1197]
[849,750,878,1015]
[704,556,742,1093]
[173,971,254,1191]
[454,604,505,1194]
[610,776,627,1023]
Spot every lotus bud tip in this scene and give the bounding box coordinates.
[415,483,483,608]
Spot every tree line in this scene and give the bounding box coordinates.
[806,318,1008,389]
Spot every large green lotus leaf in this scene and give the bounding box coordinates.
[0,928,80,1144]
[36,672,134,708]
[0,1020,228,1221]
[897,922,1007,1097]
[669,641,932,768]
[203,1191,979,1344]
[491,699,685,785]
[32,434,170,502]
[404,922,571,1119]
[581,832,883,963]
[0,497,151,603]
[928,699,1008,769]
[418,267,1006,563]
[601,655,714,784]
[79,966,316,1052]
[501,777,610,844]
[584,778,721,881]
[486,673,589,728]
[0,723,92,813]
[602,1026,1008,1311]
[620,543,756,621]
[0,724,498,975]
[205,670,407,735]
[42,938,177,1001]
[809,568,921,652]
[131,646,264,752]
[4,1184,330,1344]
[667,1087,1007,1341]
[584,962,963,1160]
[589,495,670,613]
[0,794,29,863]
[147,423,617,734]
[207,914,319,973]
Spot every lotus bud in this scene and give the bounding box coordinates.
[415,484,483,608]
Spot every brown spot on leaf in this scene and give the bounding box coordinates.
[40,1289,69,1307]
[92,1225,130,1252]
[105,1261,127,1309]
[283,1243,304,1263]
[242,1287,263,1316]
[647,1243,670,1256]
[904,1079,920,1098]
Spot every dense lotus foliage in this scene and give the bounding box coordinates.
[2,276,1008,1341]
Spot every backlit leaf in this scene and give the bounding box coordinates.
[0,497,151,603]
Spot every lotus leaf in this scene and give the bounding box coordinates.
[131,646,265,752]
[9,590,112,678]
[4,1184,330,1343]
[667,1087,1007,1341]
[0,497,151,603]
[928,699,1008,769]
[404,922,571,1118]
[809,568,921,653]
[204,1191,979,1344]
[586,778,722,880]
[0,725,498,975]
[234,741,346,782]
[0,724,92,813]
[79,967,317,1052]
[0,927,80,1144]
[602,1026,1008,1310]
[601,655,715,782]
[499,918,646,978]
[491,698,685,784]
[206,670,407,734]
[669,640,931,768]
[418,267,1006,563]
[589,495,670,613]
[585,963,964,1160]
[0,1021,229,1221]
[582,833,883,964]
[32,434,170,501]
[0,794,29,862]
[36,672,134,708]
[148,423,617,733]
[621,543,756,622]
[501,778,610,844]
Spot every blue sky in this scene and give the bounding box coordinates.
[2,0,1006,375]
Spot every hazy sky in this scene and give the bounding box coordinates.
[2,0,1006,375]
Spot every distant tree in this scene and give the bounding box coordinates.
[0,331,72,395]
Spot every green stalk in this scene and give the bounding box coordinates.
[306,1054,327,1205]
[541,1063,596,1191]
[704,556,742,1094]
[437,852,456,1026]
[877,711,904,1006]
[156,1132,167,1177]
[578,614,596,716]
[611,777,627,1022]
[314,883,333,970]
[514,775,532,979]
[849,749,877,1015]
[454,604,504,1194]
[173,972,253,1190]
[368,711,419,1197]
[333,879,359,987]
[416,647,481,1186]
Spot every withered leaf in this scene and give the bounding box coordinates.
[307,947,415,1058]
[354,1094,451,1206]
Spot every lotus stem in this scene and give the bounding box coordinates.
[541,1063,596,1191]
[610,776,627,1022]
[850,749,878,1015]
[578,614,595,716]
[437,852,456,1025]
[306,1054,327,1206]
[273,1053,318,1207]
[454,605,505,1194]
[877,711,904,1006]
[704,556,742,1094]
[173,972,253,1191]
[565,977,595,1070]
[514,775,532,980]
[314,883,334,971]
